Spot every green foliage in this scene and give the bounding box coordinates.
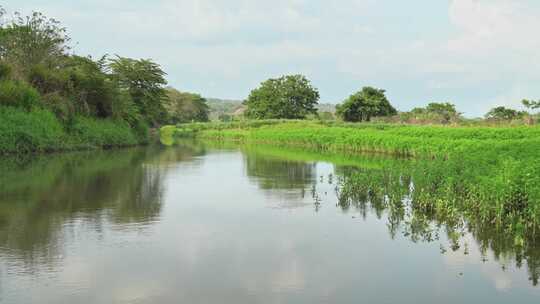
[165,88,209,123]
[40,92,73,123]
[336,87,396,122]
[399,102,462,124]
[485,106,527,120]
[0,106,65,153]
[0,10,70,77]
[29,56,121,119]
[522,99,540,110]
[244,74,320,119]
[0,80,41,110]
[0,9,163,152]
[218,113,233,122]
[109,56,168,125]
[0,61,12,79]
[70,116,139,147]
[319,111,335,121]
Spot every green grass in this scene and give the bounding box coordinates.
[163,120,540,239]
[0,106,149,154]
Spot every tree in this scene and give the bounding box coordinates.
[485,106,527,120]
[336,87,396,122]
[109,56,168,125]
[0,9,70,77]
[244,74,319,119]
[165,88,209,123]
[522,99,540,110]
[425,102,459,122]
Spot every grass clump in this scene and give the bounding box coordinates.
[0,107,66,153]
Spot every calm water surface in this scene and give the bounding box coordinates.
[0,142,539,303]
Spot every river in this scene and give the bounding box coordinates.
[0,142,538,303]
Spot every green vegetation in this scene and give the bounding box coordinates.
[485,106,528,121]
[0,8,208,154]
[523,99,540,110]
[236,143,540,285]
[336,87,396,122]
[404,102,461,124]
[162,120,540,242]
[244,74,320,119]
[165,88,209,123]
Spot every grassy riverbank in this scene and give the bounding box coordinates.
[162,121,540,239]
[0,106,149,154]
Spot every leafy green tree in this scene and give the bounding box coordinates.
[0,9,70,78]
[425,102,459,121]
[336,87,396,122]
[165,88,209,123]
[485,106,527,120]
[30,55,121,119]
[403,102,461,124]
[109,56,168,125]
[522,99,540,110]
[244,74,319,119]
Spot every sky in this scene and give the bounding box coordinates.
[3,0,540,117]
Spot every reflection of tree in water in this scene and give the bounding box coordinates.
[334,164,540,287]
[244,151,317,198]
[243,150,317,206]
[0,145,203,271]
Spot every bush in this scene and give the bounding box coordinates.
[42,92,75,123]
[0,80,41,110]
[0,63,12,80]
[70,116,140,147]
[132,119,150,143]
[0,106,66,153]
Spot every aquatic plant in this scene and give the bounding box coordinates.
[164,120,540,240]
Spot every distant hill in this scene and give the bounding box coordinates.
[317,103,336,113]
[206,98,244,120]
[205,97,336,120]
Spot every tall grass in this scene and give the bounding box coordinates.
[0,106,147,154]
[164,120,540,237]
[0,107,66,153]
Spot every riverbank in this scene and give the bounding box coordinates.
[0,106,150,154]
[161,121,540,239]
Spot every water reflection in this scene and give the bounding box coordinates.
[243,149,317,208]
[236,143,540,287]
[0,146,204,273]
[1,141,539,303]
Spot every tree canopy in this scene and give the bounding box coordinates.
[522,99,540,110]
[109,56,168,125]
[485,106,527,120]
[165,88,209,123]
[408,102,461,124]
[244,74,319,119]
[0,9,70,78]
[336,87,396,122]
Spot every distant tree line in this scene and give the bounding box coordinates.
[242,74,539,124]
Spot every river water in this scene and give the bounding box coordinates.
[0,142,538,303]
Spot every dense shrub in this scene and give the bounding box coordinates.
[0,107,66,153]
[0,80,41,110]
[41,92,74,123]
[0,63,12,80]
[70,116,139,147]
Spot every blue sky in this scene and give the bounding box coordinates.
[3,0,540,116]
